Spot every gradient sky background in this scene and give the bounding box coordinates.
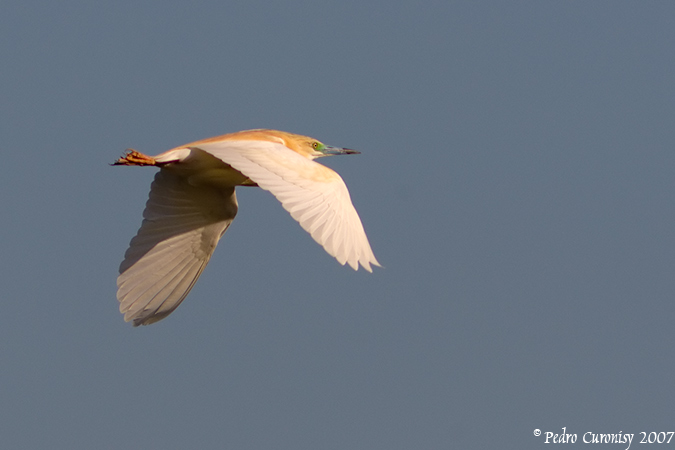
[1,1,674,449]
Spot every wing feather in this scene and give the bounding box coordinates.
[193,141,379,271]
[117,170,237,326]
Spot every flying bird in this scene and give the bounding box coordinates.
[113,129,379,326]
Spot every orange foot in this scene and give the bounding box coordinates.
[112,149,157,166]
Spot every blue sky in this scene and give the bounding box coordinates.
[1,1,674,449]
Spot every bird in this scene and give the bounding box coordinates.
[113,129,379,326]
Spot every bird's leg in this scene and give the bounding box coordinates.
[112,149,157,166]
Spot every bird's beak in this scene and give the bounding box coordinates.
[321,146,361,156]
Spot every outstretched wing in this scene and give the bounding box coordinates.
[117,170,238,326]
[192,140,379,272]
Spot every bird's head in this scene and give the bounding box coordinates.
[269,130,361,160]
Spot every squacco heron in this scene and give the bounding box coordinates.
[114,129,379,326]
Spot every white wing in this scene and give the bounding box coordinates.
[117,170,237,326]
[192,141,380,271]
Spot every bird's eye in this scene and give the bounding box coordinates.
[312,142,319,149]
